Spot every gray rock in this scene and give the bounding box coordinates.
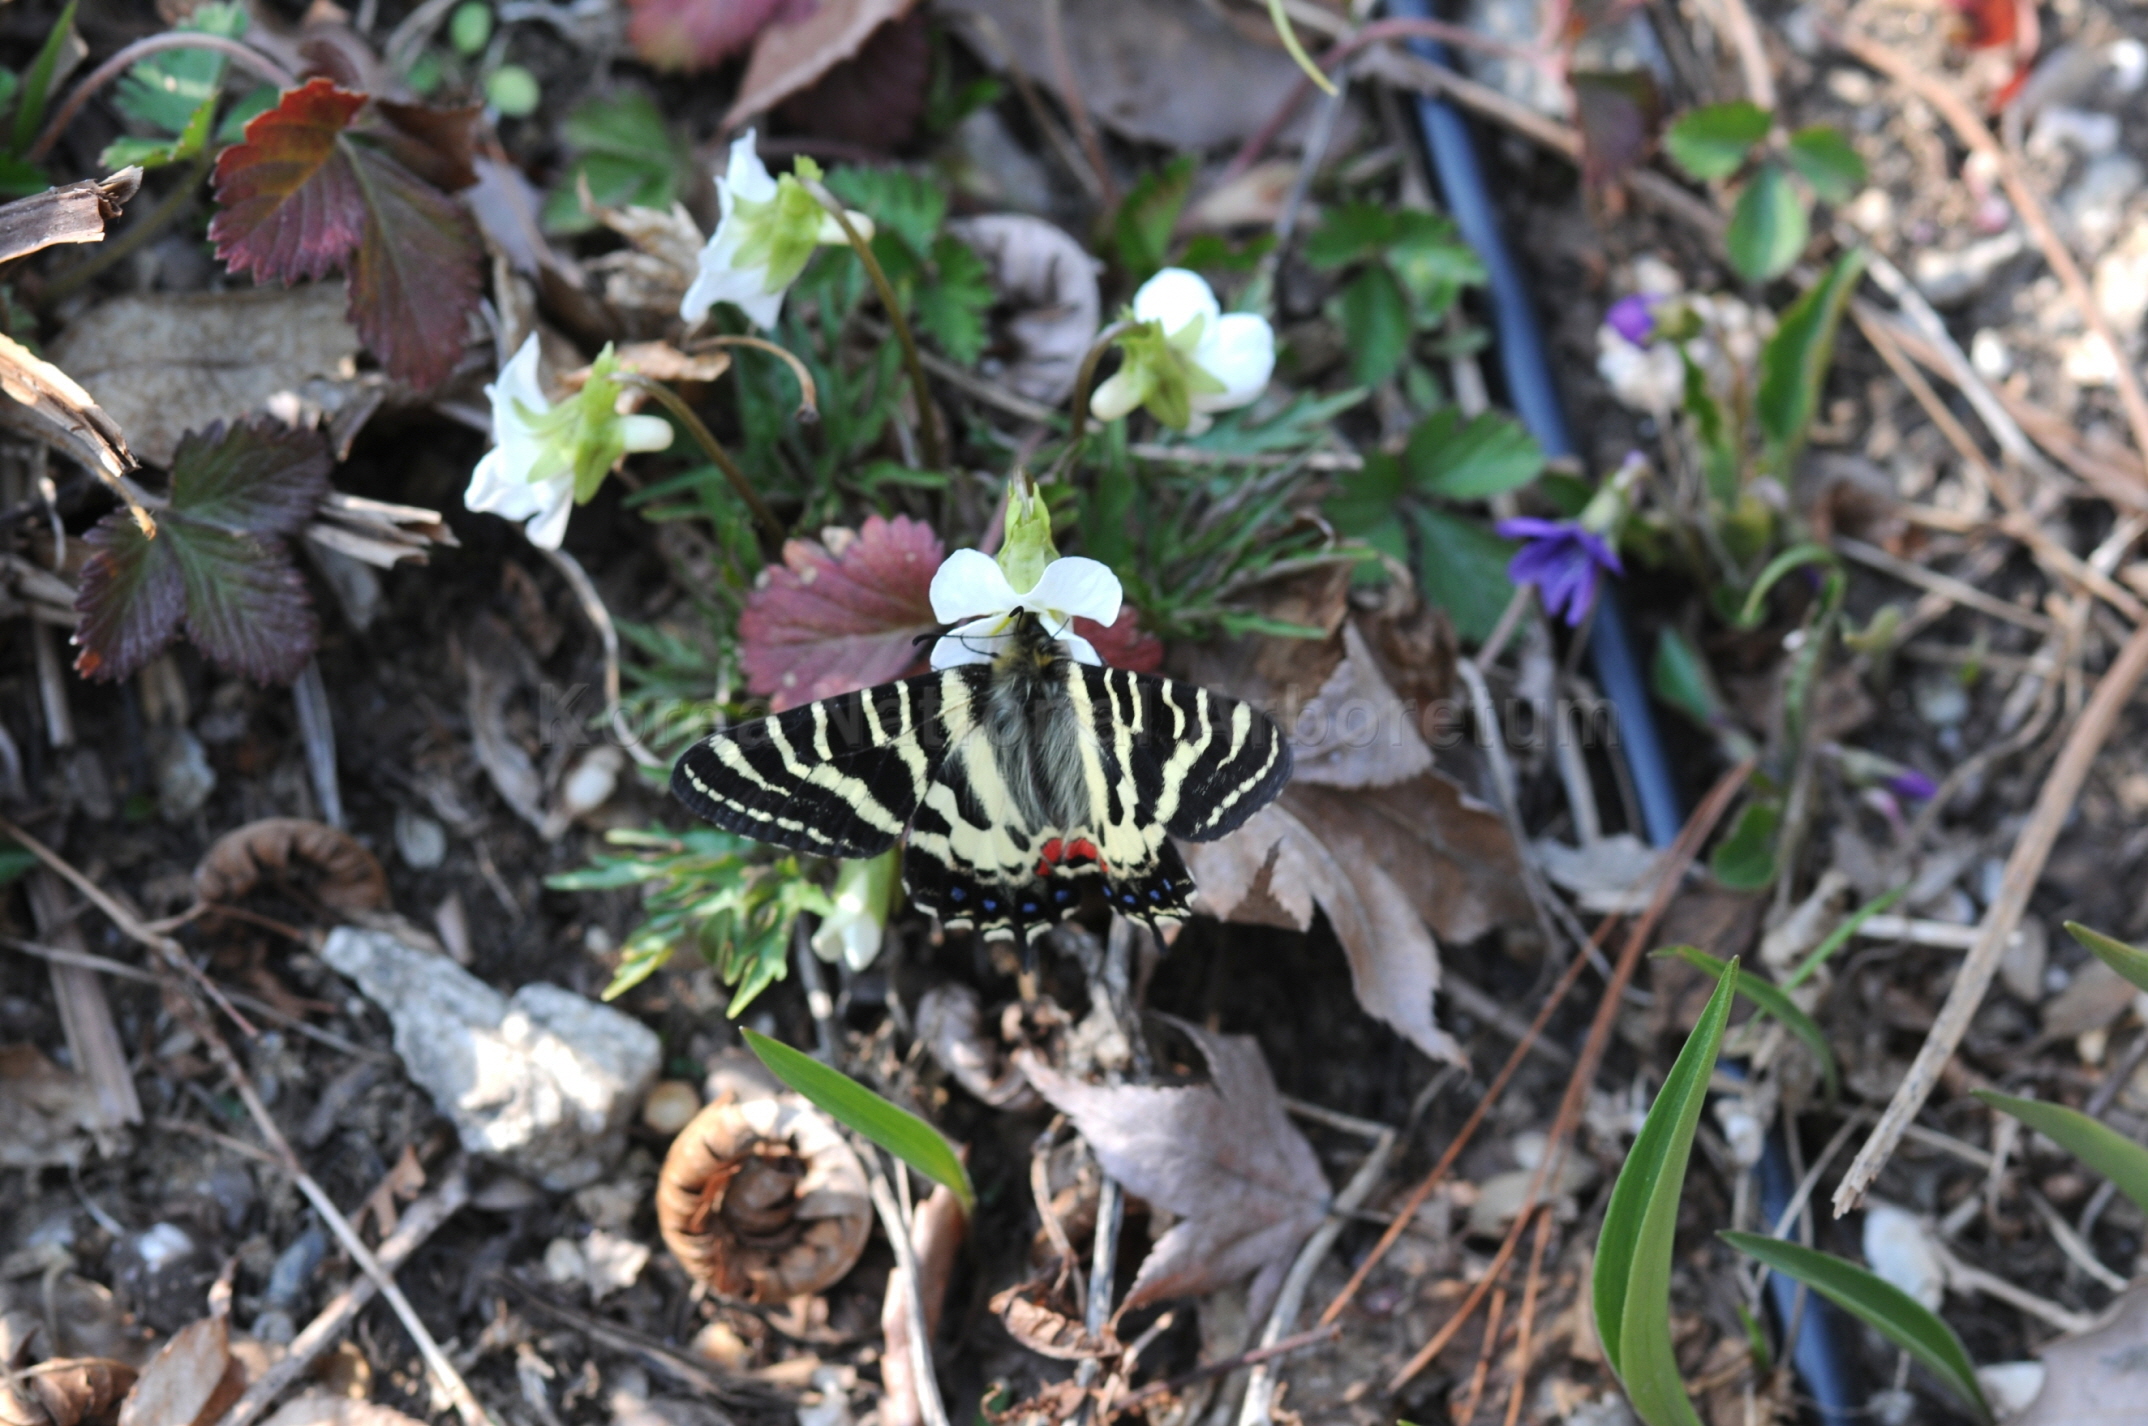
[1912,230,2027,305]
[321,927,660,1190]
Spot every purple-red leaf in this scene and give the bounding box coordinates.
[1570,69,1663,192]
[738,514,943,711]
[208,79,482,390]
[73,421,332,685]
[625,0,810,71]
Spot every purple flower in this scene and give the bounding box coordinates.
[1606,294,1657,346]
[1885,767,1938,802]
[1497,517,1624,627]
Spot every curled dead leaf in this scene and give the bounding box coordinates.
[0,1045,106,1171]
[916,984,1041,1110]
[656,1093,873,1301]
[116,1318,240,1426]
[193,819,389,915]
[0,1359,136,1426]
[944,215,1099,405]
[987,1279,1116,1361]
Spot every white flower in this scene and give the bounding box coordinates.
[679,132,869,331]
[1596,324,1685,416]
[928,549,1122,670]
[464,335,672,550]
[466,334,575,548]
[1091,268,1275,433]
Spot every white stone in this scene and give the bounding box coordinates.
[1971,329,2014,380]
[1862,1201,1945,1310]
[321,927,660,1189]
[1977,1361,2047,1420]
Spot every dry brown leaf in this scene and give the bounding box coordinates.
[723,0,918,130]
[580,192,702,315]
[48,287,365,469]
[915,984,1041,1110]
[194,819,389,915]
[2016,1282,2148,1425]
[304,492,457,571]
[116,1319,239,1426]
[880,1182,967,1426]
[258,1395,426,1426]
[0,1358,135,1426]
[0,1045,107,1171]
[1016,1019,1329,1322]
[1287,621,1435,789]
[2042,957,2143,1040]
[944,215,1099,405]
[986,1279,1115,1361]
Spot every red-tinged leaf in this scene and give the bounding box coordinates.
[344,138,484,391]
[739,514,942,711]
[625,0,810,71]
[73,421,331,685]
[1074,606,1163,673]
[209,78,369,283]
[1571,69,1663,191]
[1951,0,2020,49]
[369,100,481,192]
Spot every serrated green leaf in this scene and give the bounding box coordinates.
[1784,125,1866,204]
[1404,409,1546,499]
[102,95,216,171]
[1756,249,1866,463]
[743,1027,976,1214]
[1659,946,1837,1099]
[913,232,992,366]
[114,1,246,136]
[826,165,945,256]
[1337,264,1412,387]
[1664,100,1771,181]
[1303,201,1395,270]
[1110,154,1195,281]
[1725,161,1808,282]
[543,91,687,234]
[2065,922,2148,996]
[1411,505,1517,643]
[1975,1090,2148,1219]
[1324,450,1405,538]
[1595,960,1739,1425]
[1710,800,1780,890]
[1720,1233,1991,1422]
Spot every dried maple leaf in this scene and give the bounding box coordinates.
[208,78,483,390]
[74,421,332,685]
[738,514,942,711]
[1016,1019,1329,1322]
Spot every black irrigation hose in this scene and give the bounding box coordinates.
[1381,3,1858,1419]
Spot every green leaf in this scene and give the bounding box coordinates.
[1785,885,1905,988]
[826,165,945,256]
[1784,125,1866,204]
[1404,409,1546,499]
[1651,627,1724,729]
[0,844,36,886]
[741,1027,976,1214]
[12,0,79,158]
[486,65,540,118]
[1595,959,1740,1426]
[1325,450,1405,538]
[1734,541,1839,629]
[1302,201,1395,270]
[1756,249,1866,462]
[913,233,992,366]
[1659,946,1837,1099]
[449,0,493,55]
[1110,154,1195,281]
[1411,505,1518,643]
[1720,1233,1991,1422]
[1337,264,1412,387]
[1664,100,1770,181]
[541,91,688,234]
[101,96,215,172]
[1725,161,1807,282]
[1975,1090,2148,1219]
[1388,212,1484,315]
[2065,922,2148,996]
[113,0,245,135]
[1176,386,1368,455]
[1710,800,1780,890]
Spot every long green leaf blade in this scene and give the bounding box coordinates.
[742,1027,976,1214]
[1595,958,1740,1425]
[1974,1090,2148,1220]
[1721,1232,1990,1422]
[12,0,79,157]
[2065,921,2148,996]
[1756,248,1866,462]
[1659,946,1838,1100]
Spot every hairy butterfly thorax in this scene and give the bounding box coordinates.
[672,579,1290,945]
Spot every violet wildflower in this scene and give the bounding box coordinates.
[1606,293,1657,346]
[1885,767,1938,802]
[1495,518,1624,626]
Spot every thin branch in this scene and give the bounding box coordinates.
[616,374,785,548]
[687,335,819,420]
[30,35,297,162]
[867,1154,951,1426]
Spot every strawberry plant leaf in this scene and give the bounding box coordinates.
[73,421,331,685]
[1664,100,1770,182]
[913,233,992,366]
[209,79,482,390]
[738,514,944,711]
[114,1,247,133]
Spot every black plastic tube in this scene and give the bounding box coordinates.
[1381,4,1858,1419]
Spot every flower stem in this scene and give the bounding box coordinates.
[685,334,819,421]
[802,178,946,472]
[29,33,299,163]
[1051,320,1132,479]
[618,374,786,551]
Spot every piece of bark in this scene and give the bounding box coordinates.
[0,169,141,267]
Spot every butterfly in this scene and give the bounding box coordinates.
[671,610,1291,942]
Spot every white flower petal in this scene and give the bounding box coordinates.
[1021,556,1122,627]
[1192,312,1275,412]
[521,481,576,549]
[681,224,784,329]
[720,129,776,205]
[489,333,547,432]
[930,619,1012,669]
[1132,267,1220,341]
[929,549,1020,623]
[1090,367,1145,422]
[1060,632,1103,666]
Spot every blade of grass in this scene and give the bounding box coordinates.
[741,1027,975,1215]
[1594,958,1741,1426]
[2065,921,2148,996]
[1974,1090,2148,1219]
[1658,946,1838,1100]
[1720,1232,1989,1423]
[1784,884,1905,989]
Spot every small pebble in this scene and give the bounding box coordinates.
[642,1080,702,1136]
[395,809,448,869]
[152,729,216,820]
[1976,1362,2047,1418]
[544,1237,586,1285]
[1863,1201,1944,1309]
[560,746,624,819]
[1970,328,2013,380]
[691,1321,752,1370]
